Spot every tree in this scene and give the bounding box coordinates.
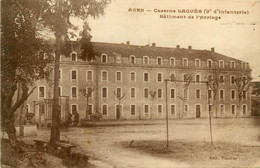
[149,90,157,119]
[234,75,252,117]
[207,69,224,118]
[114,89,125,118]
[80,87,95,119]
[1,0,52,152]
[177,74,192,118]
[39,0,111,144]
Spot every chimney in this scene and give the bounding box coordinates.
[188,46,192,50]
[176,45,180,49]
[211,47,215,52]
[126,41,130,45]
[152,43,156,47]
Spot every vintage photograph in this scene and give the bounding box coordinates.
[1,0,260,167]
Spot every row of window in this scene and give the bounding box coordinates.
[63,69,244,85]
[38,86,247,101]
[68,52,248,69]
[100,54,247,69]
[32,103,245,117]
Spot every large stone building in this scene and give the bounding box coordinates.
[25,41,252,124]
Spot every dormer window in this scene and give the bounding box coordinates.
[207,59,213,68]
[143,56,149,65]
[219,60,224,68]
[157,57,162,65]
[130,55,136,64]
[182,58,188,66]
[170,57,175,66]
[230,61,235,68]
[101,54,108,63]
[195,59,200,67]
[71,52,77,61]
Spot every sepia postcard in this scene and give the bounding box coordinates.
[1,0,260,167]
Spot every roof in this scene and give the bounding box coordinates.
[70,41,247,63]
[90,42,244,62]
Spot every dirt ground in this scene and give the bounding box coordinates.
[21,117,260,168]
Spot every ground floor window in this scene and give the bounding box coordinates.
[184,104,188,113]
[220,104,225,116]
[231,105,236,114]
[171,105,175,115]
[144,105,149,114]
[242,105,247,114]
[157,104,162,114]
[102,104,108,115]
[131,105,136,115]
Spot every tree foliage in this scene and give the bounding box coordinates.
[1,0,53,152]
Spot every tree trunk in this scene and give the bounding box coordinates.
[50,0,62,144]
[5,115,21,153]
[19,103,25,136]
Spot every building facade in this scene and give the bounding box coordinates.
[25,42,252,123]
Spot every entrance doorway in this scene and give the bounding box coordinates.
[116,105,122,119]
[196,105,201,118]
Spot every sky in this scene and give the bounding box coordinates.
[71,0,260,80]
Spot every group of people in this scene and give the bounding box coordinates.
[67,110,79,126]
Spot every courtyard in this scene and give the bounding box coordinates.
[23,117,260,168]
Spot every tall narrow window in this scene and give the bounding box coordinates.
[101,54,107,63]
[157,105,162,114]
[158,89,162,99]
[242,91,246,100]
[87,87,93,98]
[144,88,149,98]
[59,69,62,80]
[231,76,235,85]
[131,105,136,115]
[87,71,93,82]
[116,88,122,97]
[170,58,175,66]
[39,86,45,98]
[102,105,107,115]
[230,61,235,68]
[171,89,175,99]
[71,53,77,61]
[157,57,162,65]
[195,59,200,67]
[72,87,77,98]
[242,105,247,114]
[219,60,224,68]
[195,74,200,82]
[72,104,77,113]
[130,72,135,82]
[102,88,107,98]
[144,105,149,114]
[207,60,213,68]
[196,89,200,99]
[220,90,224,99]
[130,88,135,99]
[219,75,224,84]
[58,86,62,97]
[157,73,162,82]
[144,73,149,82]
[231,105,236,114]
[116,71,122,82]
[71,70,77,80]
[143,56,149,65]
[231,90,235,100]
[130,55,135,64]
[171,105,175,115]
[183,58,188,66]
[102,71,108,81]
